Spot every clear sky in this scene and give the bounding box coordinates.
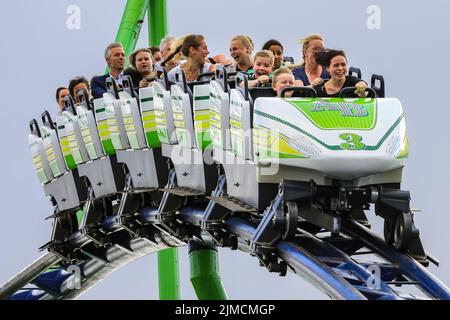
[1,0,449,299]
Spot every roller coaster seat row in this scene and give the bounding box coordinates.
[27,64,428,278]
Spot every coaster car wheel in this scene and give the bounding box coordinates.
[282,202,299,240]
[394,212,413,250]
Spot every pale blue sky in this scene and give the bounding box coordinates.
[1,0,449,299]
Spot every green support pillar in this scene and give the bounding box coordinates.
[158,248,180,300]
[189,241,228,300]
[115,0,149,56]
[148,0,168,46]
[147,0,180,301]
[106,0,148,73]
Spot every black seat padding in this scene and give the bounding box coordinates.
[371,74,385,98]
[283,56,294,63]
[249,87,276,101]
[227,80,236,90]
[348,66,362,80]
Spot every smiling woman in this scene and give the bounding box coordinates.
[313,49,367,97]
[229,35,254,73]
[167,34,213,83]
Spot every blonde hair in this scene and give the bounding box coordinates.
[231,35,254,52]
[170,35,188,63]
[159,35,176,51]
[254,50,274,65]
[272,67,293,85]
[299,33,324,65]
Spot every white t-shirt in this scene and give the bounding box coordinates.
[167,63,212,84]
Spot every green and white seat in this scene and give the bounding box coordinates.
[93,97,115,156]
[28,119,54,185]
[171,77,196,149]
[154,70,177,145]
[229,76,253,161]
[75,90,104,160]
[140,86,160,149]
[56,96,90,169]
[74,79,129,198]
[209,68,232,152]
[160,69,217,194]
[212,73,278,211]
[99,78,130,151]
[40,111,68,178]
[30,111,88,213]
[193,81,212,151]
[113,76,168,190]
[119,77,147,150]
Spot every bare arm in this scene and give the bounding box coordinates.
[245,75,271,88]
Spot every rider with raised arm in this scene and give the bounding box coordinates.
[292,34,330,86]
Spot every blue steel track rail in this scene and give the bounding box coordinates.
[2,205,449,300]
